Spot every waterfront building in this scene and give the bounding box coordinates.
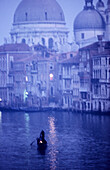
[58,54,80,109]
[78,47,92,111]
[79,36,110,112]
[0,43,32,107]
[92,40,110,111]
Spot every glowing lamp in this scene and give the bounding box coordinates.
[49,73,53,80]
[0,98,2,102]
[25,92,28,95]
[26,76,28,82]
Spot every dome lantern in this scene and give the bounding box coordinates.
[84,0,94,10]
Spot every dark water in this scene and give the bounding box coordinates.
[0,111,110,170]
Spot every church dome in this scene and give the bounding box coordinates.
[13,0,65,24]
[74,1,105,30]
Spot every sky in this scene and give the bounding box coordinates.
[0,0,107,45]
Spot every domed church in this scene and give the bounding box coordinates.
[10,0,69,51]
[74,0,110,47]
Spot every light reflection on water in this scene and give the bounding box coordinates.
[0,111,2,123]
[24,113,30,134]
[0,111,110,169]
[48,116,58,170]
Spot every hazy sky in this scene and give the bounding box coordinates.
[0,0,107,45]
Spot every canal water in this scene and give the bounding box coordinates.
[0,111,110,170]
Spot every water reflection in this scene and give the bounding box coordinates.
[24,113,30,134]
[48,116,58,170]
[0,111,2,123]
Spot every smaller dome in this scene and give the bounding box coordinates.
[96,0,104,8]
[74,8,105,30]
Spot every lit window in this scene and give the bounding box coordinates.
[26,76,28,82]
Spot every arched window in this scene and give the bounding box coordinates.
[48,38,53,49]
[45,12,47,20]
[42,38,45,46]
[25,12,28,21]
[22,38,26,44]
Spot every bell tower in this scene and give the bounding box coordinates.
[105,0,110,40]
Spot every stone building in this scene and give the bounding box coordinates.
[78,46,92,111]
[74,0,110,47]
[92,40,110,111]
[10,0,69,52]
[0,43,32,107]
[58,54,80,109]
[79,37,110,112]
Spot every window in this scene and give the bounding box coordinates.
[70,54,73,58]
[45,12,47,20]
[48,38,53,49]
[51,87,53,96]
[65,79,71,88]
[67,67,69,75]
[42,38,45,46]
[25,12,28,21]
[81,92,87,99]
[22,39,26,44]
[11,61,13,69]
[94,84,98,95]
[81,33,85,39]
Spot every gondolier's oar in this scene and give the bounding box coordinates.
[30,139,36,146]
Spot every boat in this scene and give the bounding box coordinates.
[37,138,47,150]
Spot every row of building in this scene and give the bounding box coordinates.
[0,36,110,112]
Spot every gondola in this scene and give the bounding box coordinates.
[37,138,47,150]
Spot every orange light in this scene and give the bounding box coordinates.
[49,73,53,80]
